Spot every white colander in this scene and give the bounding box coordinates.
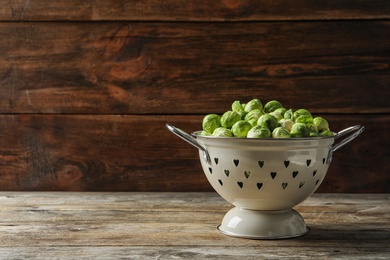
[167,124,364,239]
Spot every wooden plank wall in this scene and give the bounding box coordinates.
[0,1,389,192]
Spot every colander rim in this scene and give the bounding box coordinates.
[191,130,336,141]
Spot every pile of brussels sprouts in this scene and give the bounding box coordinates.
[200,99,333,138]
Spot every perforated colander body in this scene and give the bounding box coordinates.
[195,134,334,210]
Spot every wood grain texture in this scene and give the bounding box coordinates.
[0,114,387,192]
[0,192,389,259]
[1,0,389,21]
[0,2,388,192]
[0,21,389,114]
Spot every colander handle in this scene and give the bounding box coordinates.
[326,125,365,164]
[166,124,211,164]
[333,125,365,152]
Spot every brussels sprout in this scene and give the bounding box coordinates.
[212,127,233,137]
[247,125,271,138]
[272,127,291,138]
[293,109,312,119]
[236,111,247,120]
[257,114,278,132]
[313,117,330,132]
[309,124,319,137]
[284,109,294,120]
[320,130,334,137]
[199,131,212,136]
[310,123,318,132]
[244,109,264,126]
[220,111,241,128]
[309,131,320,137]
[201,98,333,139]
[290,123,310,138]
[232,100,247,119]
[274,107,287,116]
[295,115,314,127]
[232,120,253,138]
[264,100,283,113]
[269,111,283,122]
[278,118,294,131]
[244,99,263,113]
[202,114,221,134]
[232,100,244,112]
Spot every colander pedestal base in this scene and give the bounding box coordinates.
[217,207,309,239]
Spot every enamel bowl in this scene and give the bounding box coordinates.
[167,124,364,239]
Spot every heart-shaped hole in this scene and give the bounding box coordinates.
[208,167,212,174]
[270,172,277,179]
[257,182,263,190]
[299,181,305,188]
[237,181,243,189]
[313,170,317,176]
[218,179,223,186]
[224,169,230,177]
[284,160,290,168]
[258,160,264,168]
[214,158,219,165]
[282,183,288,190]
[244,171,251,179]
[233,159,239,167]
[292,171,299,178]
[306,159,311,167]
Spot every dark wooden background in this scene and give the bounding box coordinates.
[0,1,389,192]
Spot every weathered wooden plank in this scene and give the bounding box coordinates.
[0,246,389,260]
[0,192,389,259]
[0,192,388,211]
[0,21,388,114]
[1,221,388,247]
[0,193,388,224]
[0,114,387,192]
[1,0,389,21]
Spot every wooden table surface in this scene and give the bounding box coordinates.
[0,192,389,259]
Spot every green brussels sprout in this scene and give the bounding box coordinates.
[313,117,330,132]
[295,115,314,127]
[244,109,264,126]
[244,99,263,113]
[232,100,247,119]
[309,124,319,137]
[264,100,283,113]
[284,109,294,120]
[220,111,241,128]
[293,109,312,119]
[290,123,310,138]
[240,111,248,120]
[212,127,233,137]
[257,114,278,132]
[269,111,283,122]
[272,127,291,138]
[202,114,221,134]
[199,131,212,136]
[231,120,253,138]
[274,107,287,116]
[320,130,334,137]
[200,98,333,139]
[278,118,294,131]
[232,100,244,113]
[247,125,271,138]
[309,131,320,137]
